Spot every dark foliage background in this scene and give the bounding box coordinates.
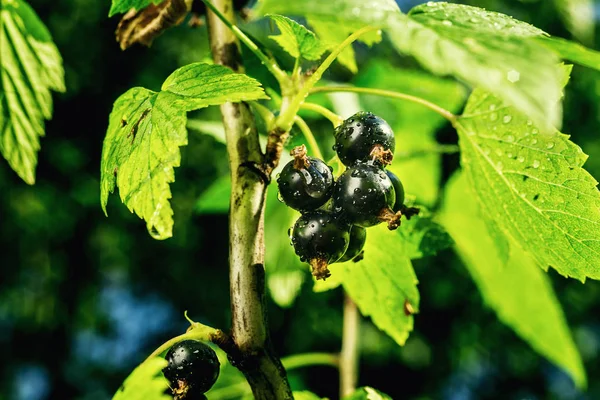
[2,0,600,399]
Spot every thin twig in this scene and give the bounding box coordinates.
[310,86,457,124]
[340,293,360,398]
[300,102,344,127]
[294,116,324,160]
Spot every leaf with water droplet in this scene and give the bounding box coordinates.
[455,67,600,282]
[386,2,564,131]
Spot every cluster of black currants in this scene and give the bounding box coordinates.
[277,111,418,280]
[163,340,220,400]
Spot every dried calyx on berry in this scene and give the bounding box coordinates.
[163,340,220,399]
[332,162,402,230]
[338,225,367,263]
[333,111,395,166]
[277,145,334,213]
[291,210,351,280]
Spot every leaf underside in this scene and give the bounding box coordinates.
[440,172,586,388]
[0,0,65,184]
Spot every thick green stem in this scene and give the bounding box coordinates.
[206,1,292,399]
[340,294,360,397]
[300,102,344,127]
[310,86,457,123]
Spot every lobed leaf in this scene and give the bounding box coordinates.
[439,172,586,388]
[267,15,328,61]
[0,0,65,184]
[455,69,600,281]
[112,357,170,400]
[101,63,267,239]
[386,2,563,131]
[342,224,419,346]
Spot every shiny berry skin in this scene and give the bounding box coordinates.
[291,211,351,279]
[277,157,334,212]
[332,162,396,228]
[163,340,220,397]
[333,112,395,166]
[339,225,367,263]
[385,170,405,212]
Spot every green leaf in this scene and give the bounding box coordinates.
[540,37,600,71]
[386,2,564,131]
[109,0,165,17]
[293,391,323,400]
[398,215,453,260]
[0,0,65,184]
[267,15,327,61]
[455,70,600,281]
[264,183,306,308]
[101,63,267,239]
[344,387,392,400]
[353,62,467,206]
[195,174,231,214]
[342,224,419,346]
[112,357,170,400]
[255,0,397,73]
[552,0,595,44]
[439,172,586,388]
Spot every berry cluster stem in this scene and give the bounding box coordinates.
[206,1,292,399]
[340,294,360,397]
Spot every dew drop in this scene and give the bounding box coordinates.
[546,142,555,149]
[503,115,512,124]
[442,20,453,26]
[517,156,525,163]
[507,69,520,83]
[490,113,498,121]
[506,135,515,142]
[532,160,540,168]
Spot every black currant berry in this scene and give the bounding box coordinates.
[332,162,402,230]
[385,170,405,212]
[277,145,334,212]
[338,225,367,263]
[333,112,395,166]
[163,340,220,399]
[291,210,351,280]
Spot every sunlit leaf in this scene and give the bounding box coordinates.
[439,172,586,388]
[0,0,65,184]
[344,387,392,400]
[101,63,267,239]
[267,14,328,61]
[112,357,170,400]
[455,67,600,281]
[342,224,419,346]
[109,0,166,17]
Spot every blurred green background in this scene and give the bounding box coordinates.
[2,0,600,399]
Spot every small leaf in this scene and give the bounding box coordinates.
[455,71,600,281]
[255,0,398,73]
[109,0,166,17]
[112,357,170,400]
[267,15,327,61]
[344,387,392,400]
[0,0,65,184]
[397,215,453,260]
[386,3,564,131]
[101,63,267,239]
[439,172,586,388]
[342,224,419,346]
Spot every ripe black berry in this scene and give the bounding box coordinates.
[385,170,405,212]
[163,340,220,398]
[339,225,367,263]
[332,162,402,230]
[291,210,351,280]
[333,112,395,166]
[277,145,334,212]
